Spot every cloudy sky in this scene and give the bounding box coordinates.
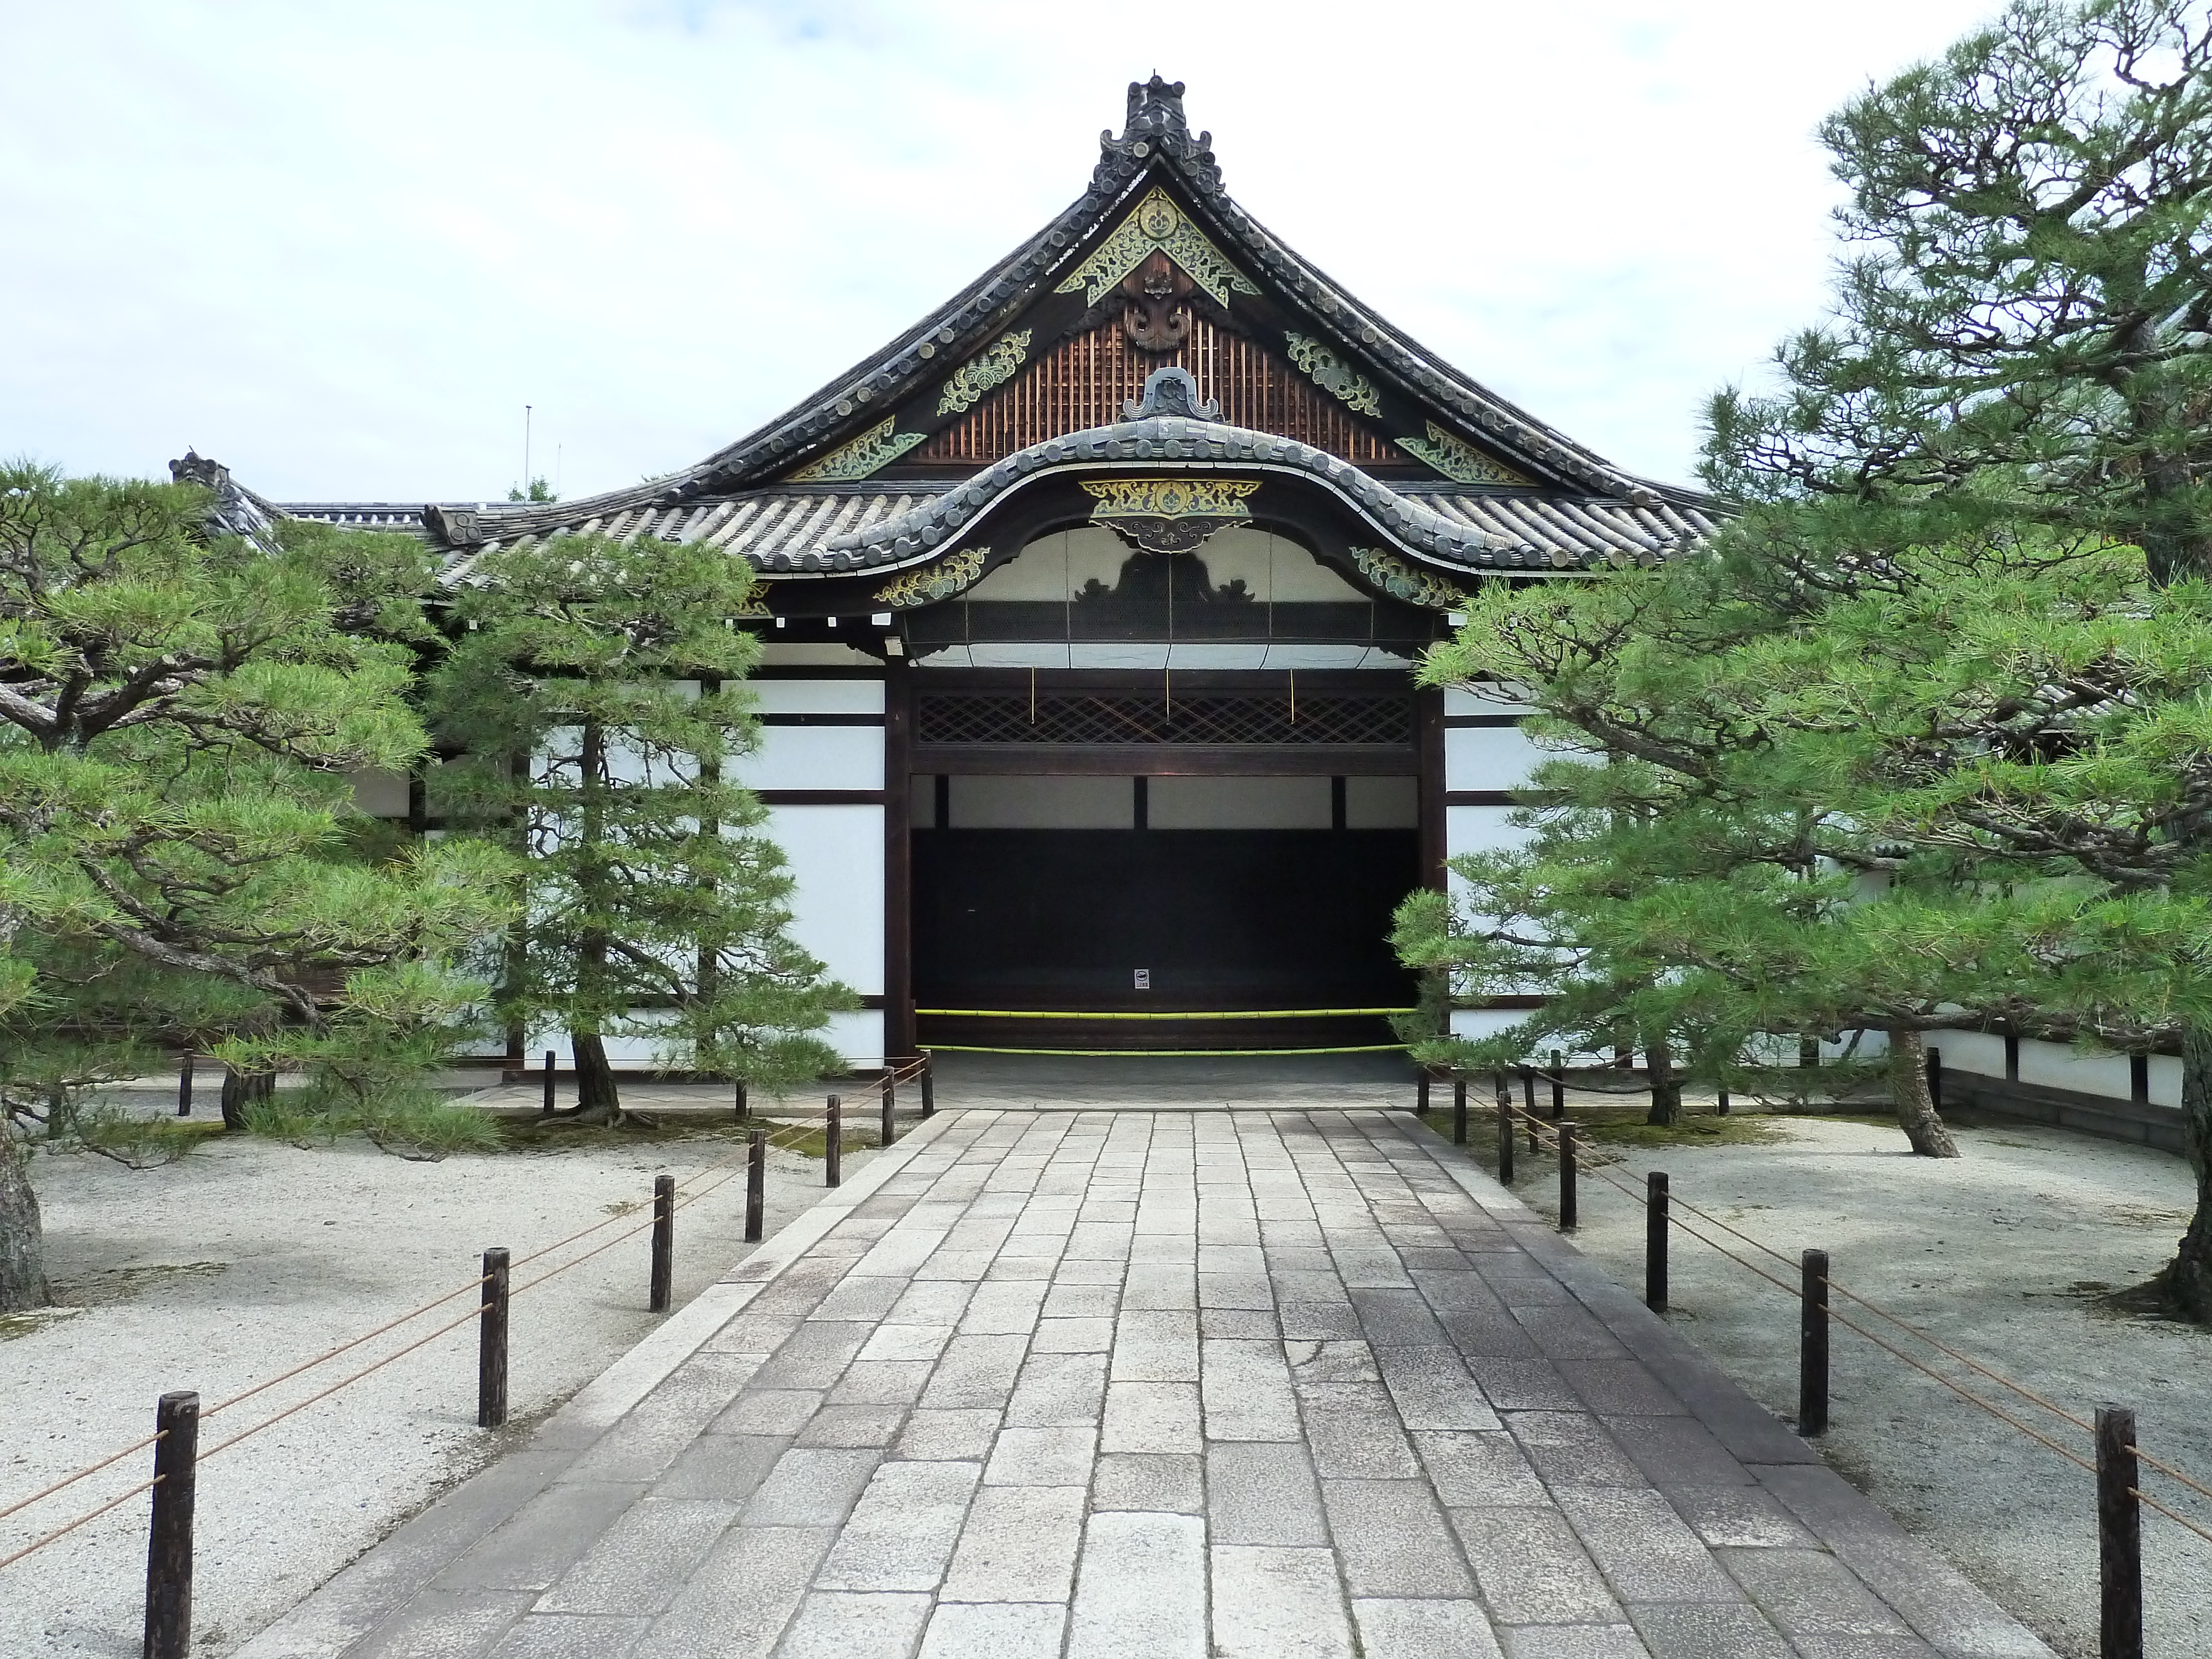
[3,0,2008,504]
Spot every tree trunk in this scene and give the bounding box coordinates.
[2142,1025,2212,1321]
[566,713,628,1129]
[570,1031,624,1126]
[220,1065,275,1131]
[1885,1027,1959,1159]
[0,1128,50,1313]
[1645,1042,1682,1127]
[2128,445,2210,1316]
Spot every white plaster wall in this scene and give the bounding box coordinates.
[1928,1030,2179,1108]
[1449,1009,1536,1046]
[764,804,885,996]
[750,679,885,714]
[759,643,878,667]
[825,1008,886,1070]
[1345,776,1418,829]
[1444,686,1536,717]
[1149,775,1332,829]
[351,769,410,817]
[1444,802,1524,873]
[1446,725,1546,791]
[733,726,885,792]
[949,775,1134,830]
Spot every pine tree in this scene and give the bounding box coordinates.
[1405,0,2212,1314]
[1396,532,2211,1155]
[0,465,510,1312]
[1715,0,2212,1312]
[429,532,847,1126]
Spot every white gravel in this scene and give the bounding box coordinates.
[0,1103,873,1659]
[1475,1109,2212,1659]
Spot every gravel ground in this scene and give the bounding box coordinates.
[1434,1103,2211,1658]
[0,1089,878,1659]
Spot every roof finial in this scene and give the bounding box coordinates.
[1094,75,1220,195]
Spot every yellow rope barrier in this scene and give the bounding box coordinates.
[916,1007,1415,1021]
[925,1043,1408,1057]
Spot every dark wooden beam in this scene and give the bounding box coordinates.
[884,662,916,1062]
[1417,684,1446,891]
[911,745,1416,778]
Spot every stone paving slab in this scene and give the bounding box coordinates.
[236,1108,2054,1659]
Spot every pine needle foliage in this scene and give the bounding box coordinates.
[1398,0,2212,1311]
[429,532,849,1124]
[0,465,513,1309]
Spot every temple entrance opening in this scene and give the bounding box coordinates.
[907,525,1426,1055]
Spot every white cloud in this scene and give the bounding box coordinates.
[0,0,2006,500]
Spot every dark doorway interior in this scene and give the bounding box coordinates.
[912,828,1418,1050]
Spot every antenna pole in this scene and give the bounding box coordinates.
[523,405,533,495]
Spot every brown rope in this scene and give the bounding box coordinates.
[1509,1110,2212,1547]
[0,1473,163,1573]
[2135,1447,2212,1510]
[1501,1094,2104,1442]
[0,1100,882,1571]
[2133,1484,2212,1549]
[0,1432,161,1528]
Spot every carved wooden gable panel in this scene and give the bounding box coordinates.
[916,318,1400,467]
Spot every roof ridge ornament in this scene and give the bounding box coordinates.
[1094,75,1223,195]
[1123,366,1220,421]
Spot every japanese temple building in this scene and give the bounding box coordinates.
[207,78,1719,1071]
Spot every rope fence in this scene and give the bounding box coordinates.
[1429,1062,2212,1650]
[0,1051,941,1656]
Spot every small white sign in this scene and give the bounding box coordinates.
[1133,968,1151,990]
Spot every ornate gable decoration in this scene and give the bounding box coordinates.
[1055,187,1259,309]
[1349,546,1468,610]
[937,330,1034,416]
[789,417,926,482]
[1396,421,1531,487]
[1284,333,1381,416]
[875,546,989,608]
[1083,476,1259,554]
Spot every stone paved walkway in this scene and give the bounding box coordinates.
[237,1108,2051,1659]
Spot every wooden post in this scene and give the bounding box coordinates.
[1519,1065,1536,1121]
[541,1050,555,1116]
[1451,1074,1467,1146]
[920,1053,935,1118]
[1559,1122,1578,1232]
[2004,1029,2021,1083]
[478,1248,509,1428]
[2098,1406,2143,1659]
[825,1094,842,1188]
[733,1078,747,1123]
[1550,1050,1564,1119]
[1496,1079,1515,1186]
[176,1052,194,1119]
[884,660,917,1063]
[1716,1084,1731,1117]
[1926,1045,1944,1110]
[745,1128,766,1242]
[1416,1071,1431,1116]
[649,1175,675,1313]
[1798,1248,1828,1438]
[143,1389,200,1659]
[1645,1172,1669,1312]
[880,1076,896,1147]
